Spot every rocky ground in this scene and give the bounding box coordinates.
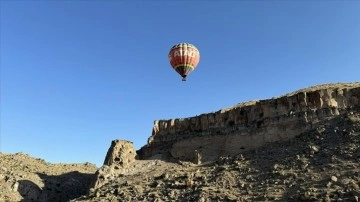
[1,110,360,202]
[73,107,360,202]
[0,153,97,202]
[1,83,359,202]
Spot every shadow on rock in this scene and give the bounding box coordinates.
[18,180,42,202]
[18,171,95,202]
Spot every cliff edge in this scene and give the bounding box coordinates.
[138,82,360,163]
[76,82,360,202]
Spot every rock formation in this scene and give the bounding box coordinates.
[91,140,136,190]
[138,83,360,162]
[3,82,359,202]
[103,140,136,168]
[75,104,360,201]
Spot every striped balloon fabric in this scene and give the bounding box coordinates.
[168,43,200,81]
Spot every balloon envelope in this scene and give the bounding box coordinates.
[168,43,200,81]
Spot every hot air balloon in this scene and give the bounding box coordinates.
[168,43,200,81]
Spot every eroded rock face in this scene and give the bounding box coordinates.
[92,140,136,190]
[138,83,360,162]
[74,110,360,202]
[103,140,136,168]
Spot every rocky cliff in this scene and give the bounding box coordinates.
[3,83,359,202]
[138,83,360,162]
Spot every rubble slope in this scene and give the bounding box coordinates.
[76,107,360,202]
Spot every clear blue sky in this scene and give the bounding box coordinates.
[1,1,359,167]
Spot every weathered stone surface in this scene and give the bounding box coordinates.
[3,83,360,202]
[75,109,360,201]
[103,140,136,168]
[0,152,97,202]
[138,83,360,162]
[92,140,136,190]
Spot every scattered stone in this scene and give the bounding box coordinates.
[310,145,320,153]
[11,181,19,191]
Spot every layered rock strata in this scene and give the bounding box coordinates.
[138,83,360,162]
